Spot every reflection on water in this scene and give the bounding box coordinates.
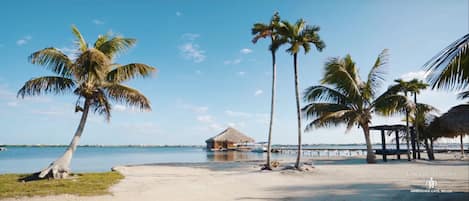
[206,151,253,161]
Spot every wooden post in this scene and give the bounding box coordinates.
[381,129,387,162]
[411,127,416,159]
[396,130,401,160]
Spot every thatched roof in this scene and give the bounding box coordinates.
[370,124,408,131]
[205,127,255,143]
[427,104,469,138]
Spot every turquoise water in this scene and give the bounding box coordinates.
[0,146,289,173]
[0,144,466,173]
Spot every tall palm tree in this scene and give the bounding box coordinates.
[303,50,411,164]
[425,33,468,99]
[251,12,285,170]
[389,79,429,159]
[17,26,156,179]
[277,19,325,169]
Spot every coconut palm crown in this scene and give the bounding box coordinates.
[17,25,156,178]
[302,50,411,163]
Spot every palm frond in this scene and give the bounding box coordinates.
[93,33,110,49]
[321,56,362,99]
[29,48,73,77]
[305,109,356,131]
[74,48,111,82]
[302,102,350,119]
[17,76,75,98]
[364,49,388,99]
[457,90,469,100]
[71,25,88,52]
[425,34,469,90]
[90,89,111,121]
[97,37,136,59]
[373,94,412,116]
[107,63,156,83]
[104,84,151,111]
[303,85,348,103]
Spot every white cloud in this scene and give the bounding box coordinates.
[225,110,252,118]
[176,11,182,16]
[400,70,429,81]
[197,115,214,123]
[238,71,246,76]
[114,104,126,112]
[16,35,32,46]
[195,70,202,75]
[92,19,104,25]
[254,89,263,96]
[182,103,209,114]
[240,48,253,54]
[180,43,206,63]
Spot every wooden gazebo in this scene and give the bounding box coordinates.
[370,124,413,162]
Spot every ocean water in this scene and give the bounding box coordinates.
[0,144,466,173]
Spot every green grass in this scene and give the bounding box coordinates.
[0,172,124,199]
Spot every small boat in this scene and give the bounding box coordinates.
[0,147,7,151]
[252,142,268,153]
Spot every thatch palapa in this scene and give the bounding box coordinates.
[205,127,255,151]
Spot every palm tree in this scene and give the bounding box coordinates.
[251,12,285,170]
[303,50,411,164]
[388,79,428,160]
[17,26,156,179]
[409,103,438,160]
[277,19,325,169]
[425,33,468,99]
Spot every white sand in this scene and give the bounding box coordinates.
[3,157,469,201]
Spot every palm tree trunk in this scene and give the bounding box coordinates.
[424,138,433,160]
[361,124,376,163]
[38,99,91,179]
[405,91,411,161]
[460,134,465,158]
[264,50,277,170]
[414,92,421,159]
[293,53,303,169]
[430,137,435,160]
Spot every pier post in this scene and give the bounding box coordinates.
[381,129,387,162]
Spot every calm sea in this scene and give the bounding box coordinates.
[0,144,466,173]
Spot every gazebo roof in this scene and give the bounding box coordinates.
[205,127,255,143]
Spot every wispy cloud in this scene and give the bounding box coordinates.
[400,70,429,81]
[240,48,253,54]
[114,104,127,112]
[7,101,18,107]
[182,103,209,114]
[120,122,161,135]
[92,19,104,25]
[179,34,206,63]
[176,11,182,16]
[225,110,252,118]
[196,115,213,123]
[254,89,263,96]
[238,71,246,76]
[224,59,241,65]
[195,70,202,75]
[16,35,32,46]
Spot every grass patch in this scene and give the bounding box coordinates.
[0,171,124,199]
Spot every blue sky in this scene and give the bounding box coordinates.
[0,0,467,145]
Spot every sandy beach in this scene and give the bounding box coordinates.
[3,156,468,201]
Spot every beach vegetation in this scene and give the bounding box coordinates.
[0,171,123,199]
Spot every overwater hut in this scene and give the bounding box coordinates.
[205,127,255,151]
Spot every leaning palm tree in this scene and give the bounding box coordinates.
[303,50,411,163]
[410,103,439,160]
[425,33,469,100]
[251,12,285,170]
[17,26,156,179]
[277,19,325,169]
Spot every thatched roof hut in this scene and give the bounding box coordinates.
[205,127,255,150]
[427,104,469,138]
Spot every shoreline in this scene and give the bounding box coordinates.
[2,157,468,201]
